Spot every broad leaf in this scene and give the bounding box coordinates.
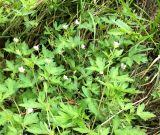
[23,113,39,126]
[137,104,155,121]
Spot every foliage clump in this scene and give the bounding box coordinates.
[0,0,159,134]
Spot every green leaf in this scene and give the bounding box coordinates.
[112,117,120,130]
[114,19,132,32]
[13,114,23,124]
[3,78,18,99]
[124,103,134,110]
[114,127,146,135]
[23,113,39,126]
[98,127,110,135]
[118,88,140,94]
[73,127,90,133]
[0,8,8,24]
[18,73,34,88]
[121,57,133,67]
[19,100,43,109]
[7,126,18,135]
[113,49,123,58]
[82,86,91,98]
[19,42,32,56]
[137,104,155,121]
[22,58,34,68]
[44,64,64,75]
[27,122,49,134]
[4,60,15,72]
[108,28,127,35]
[122,45,149,66]
[42,45,54,58]
[95,57,106,71]
[0,110,13,125]
[60,131,71,135]
[87,57,106,73]
[86,98,99,116]
[109,67,133,82]
[4,42,15,53]
[79,22,94,32]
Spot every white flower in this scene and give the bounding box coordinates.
[99,71,104,75]
[113,41,120,48]
[74,19,80,25]
[13,37,19,43]
[81,44,85,49]
[18,66,25,73]
[45,58,52,64]
[62,24,68,30]
[33,45,39,51]
[63,75,68,80]
[121,63,126,70]
[26,108,34,114]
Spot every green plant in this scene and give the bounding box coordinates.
[0,0,159,134]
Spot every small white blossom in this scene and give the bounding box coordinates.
[113,41,120,48]
[81,44,85,49]
[26,108,34,114]
[45,58,52,64]
[99,71,104,75]
[18,66,25,73]
[33,45,39,51]
[13,37,19,43]
[63,75,68,80]
[62,24,68,30]
[74,19,80,25]
[121,63,126,70]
